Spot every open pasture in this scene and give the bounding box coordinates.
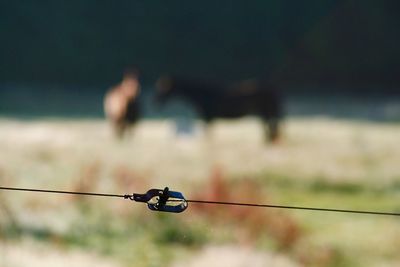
[0,117,400,267]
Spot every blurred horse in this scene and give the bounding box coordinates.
[104,70,140,138]
[155,76,283,142]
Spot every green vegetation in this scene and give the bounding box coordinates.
[1,1,399,87]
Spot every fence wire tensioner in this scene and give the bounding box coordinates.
[124,187,188,213]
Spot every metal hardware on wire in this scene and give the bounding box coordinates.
[129,187,188,213]
[0,186,188,213]
[0,186,400,216]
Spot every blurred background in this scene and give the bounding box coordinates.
[1,1,400,266]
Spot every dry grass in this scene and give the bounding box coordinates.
[0,117,400,267]
[190,166,301,249]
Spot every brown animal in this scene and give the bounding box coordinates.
[104,70,141,138]
[155,76,283,142]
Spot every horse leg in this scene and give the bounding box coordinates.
[265,118,280,143]
[203,120,213,142]
[114,122,126,139]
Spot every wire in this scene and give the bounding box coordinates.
[185,199,400,217]
[0,186,126,198]
[1,186,400,217]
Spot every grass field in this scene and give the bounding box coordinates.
[0,117,400,267]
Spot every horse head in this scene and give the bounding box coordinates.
[120,68,140,100]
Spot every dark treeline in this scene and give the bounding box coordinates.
[1,1,399,93]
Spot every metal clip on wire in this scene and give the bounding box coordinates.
[125,187,188,213]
